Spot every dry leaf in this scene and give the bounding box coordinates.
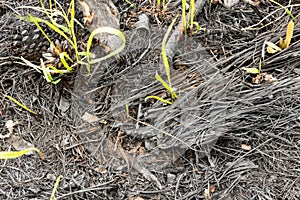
[128,142,142,154]
[11,135,35,155]
[266,41,282,54]
[204,187,212,199]
[99,119,108,125]
[252,74,262,84]
[83,13,94,27]
[5,120,15,134]
[263,73,277,83]
[267,46,278,54]
[210,185,216,193]
[138,147,146,155]
[284,20,294,48]
[78,0,94,26]
[204,183,215,199]
[81,112,100,123]
[78,0,90,16]
[94,166,108,174]
[279,37,284,49]
[58,97,70,113]
[241,144,252,151]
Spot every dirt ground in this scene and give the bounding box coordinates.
[0,0,300,199]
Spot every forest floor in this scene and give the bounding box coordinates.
[0,0,300,199]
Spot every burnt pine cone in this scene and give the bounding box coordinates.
[2,13,70,63]
[8,26,51,62]
[1,1,88,66]
[5,21,88,68]
[43,39,77,69]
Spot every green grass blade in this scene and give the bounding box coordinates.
[33,16,74,47]
[191,21,201,34]
[241,67,260,74]
[48,0,52,15]
[68,0,79,61]
[49,66,64,75]
[51,79,61,84]
[161,14,178,88]
[39,0,49,17]
[0,147,45,160]
[5,95,37,115]
[59,52,73,71]
[258,58,262,72]
[189,0,195,29]
[155,72,177,99]
[50,175,61,200]
[53,0,68,22]
[125,0,135,8]
[41,60,54,82]
[155,72,173,94]
[182,0,187,33]
[52,22,70,35]
[85,27,126,74]
[265,41,282,51]
[78,52,93,57]
[268,0,295,21]
[145,96,173,105]
[18,5,70,34]
[41,60,61,84]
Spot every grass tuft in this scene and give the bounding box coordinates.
[146,15,178,104]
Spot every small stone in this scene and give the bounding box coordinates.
[46,173,57,181]
[167,173,176,183]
